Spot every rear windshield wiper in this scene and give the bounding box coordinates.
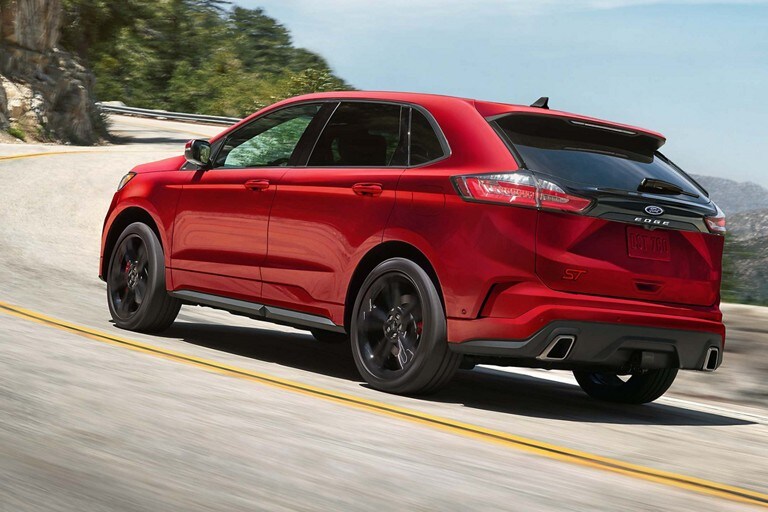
[637,178,699,198]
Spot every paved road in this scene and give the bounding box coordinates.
[0,115,766,511]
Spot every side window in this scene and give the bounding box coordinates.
[308,102,405,167]
[214,103,321,168]
[409,109,445,165]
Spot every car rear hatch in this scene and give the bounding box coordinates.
[490,113,724,307]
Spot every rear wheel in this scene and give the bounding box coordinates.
[573,369,678,404]
[350,258,461,395]
[107,222,181,332]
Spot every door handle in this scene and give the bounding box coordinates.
[244,179,270,191]
[352,183,383,197]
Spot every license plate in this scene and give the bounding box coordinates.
[627,226,670,261]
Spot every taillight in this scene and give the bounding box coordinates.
[455,173,538,208]
[537,179,593,212]
[452,172,592,213]
[705,204,726,234]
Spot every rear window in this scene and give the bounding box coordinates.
[308,102,405,167]
[493,114,707,203]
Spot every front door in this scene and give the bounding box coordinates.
[171,102,328,302]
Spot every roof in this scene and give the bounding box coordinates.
[288,90,666,145]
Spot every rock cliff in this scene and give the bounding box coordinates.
[0,0,104,144]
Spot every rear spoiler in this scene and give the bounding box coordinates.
[476,96,666,150]
[487,112,665,156]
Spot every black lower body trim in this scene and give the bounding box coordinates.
[169,290,345,333]
[449,321,723,372]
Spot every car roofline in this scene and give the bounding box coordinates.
[218,90,666,147]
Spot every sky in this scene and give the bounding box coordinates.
[236,1,768,187]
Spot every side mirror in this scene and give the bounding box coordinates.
[184,139,212,168]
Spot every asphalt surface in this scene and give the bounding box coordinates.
[0,115,766,511]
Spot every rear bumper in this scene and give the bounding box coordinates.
[446,282,724,371]
[448,320,723,372]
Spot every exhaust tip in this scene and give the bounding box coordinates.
[703,347,719,371]
[538,335,576,361]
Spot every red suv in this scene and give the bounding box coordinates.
[100,92,726,404]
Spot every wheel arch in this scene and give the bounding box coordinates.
[344,241,444,331]
[101,207,164,279]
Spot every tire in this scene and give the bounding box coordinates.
[573,369,678,404]
[350,258,461,395]
[310,329,348,344]
[107,222,181,333]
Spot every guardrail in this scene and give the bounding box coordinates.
[96,103,242,126]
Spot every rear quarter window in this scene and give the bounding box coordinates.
[409,109,446,165]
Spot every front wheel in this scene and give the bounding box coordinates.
[350,258,461,395]
[107,222,181,332]
[573,369,678,404]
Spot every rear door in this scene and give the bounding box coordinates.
[492,114,724,307]
[262,101,408,318]
[171,102,329,300]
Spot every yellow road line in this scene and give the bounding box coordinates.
[0,299,766,508]
[0,150,106,161]
[0,149,153,162]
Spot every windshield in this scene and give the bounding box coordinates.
[492,114,708,204]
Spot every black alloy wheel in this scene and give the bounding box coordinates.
[357,272,423,378]
[107,222,181,332]
[109,233,149,321]
[573,369,678,404]
[351,258,461,395]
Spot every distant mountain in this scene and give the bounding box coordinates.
[721,209,768,305]
[684,175,768,304]
[728,208,768,240]
[690,174,768,215]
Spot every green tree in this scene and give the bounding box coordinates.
[59,1,352,115]
[229,7,293,74]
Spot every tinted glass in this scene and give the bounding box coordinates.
[214,104,321,168]
[493,114,707,202]
[308,102,405,166]
[409,109,445,165]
